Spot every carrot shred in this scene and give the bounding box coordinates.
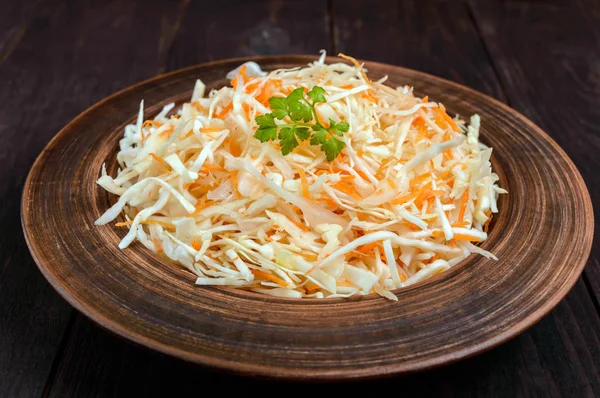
[115,220,133,227]
[291,218,309,232]
[484,210,492,233]
[332,181,362,200]
[190,200,214,216]
[242,103,252,121]
[191,238,201,251]
[338,53,372,84]
[251,269,287,287]
[150,153,168,165]
[216,102,233,118]
[201,163,227,172]
[191,101,206,112]
[357,241,379,254]
[432,230,481,241]
[230,170,239,196]
[153,237,163,253]
[200,127,222,133]
[142,120,163,129]
[298,168,310,199]
[458,190,469,224]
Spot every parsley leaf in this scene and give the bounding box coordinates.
[307,86,326,103]
[310,127,328,145]
[279,127,299,155]
[329,119,349,136]
[253,85,349,161]
[322,137,346,161]
[288,100,312,122]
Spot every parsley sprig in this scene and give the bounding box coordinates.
[254,86,349,161]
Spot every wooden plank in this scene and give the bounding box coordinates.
[42,281,600,397]
[41,0,332,394]
[0,1,182,396]
[333,0,600,396]
[167,0,331,68]
[38,0,600,396]
[0,0,42,63]
[471,0,600,309]
[333,0,505,100]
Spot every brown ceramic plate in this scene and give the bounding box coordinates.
[22,56,593,380]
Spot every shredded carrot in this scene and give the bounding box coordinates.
[256,79,282,104]
[361,90,378,103]
[484,210,492,233]
[332,181,363,200]
[298,168,310,199]
[191,101,206,112]
[357,241,379,254]
[340,83,354,89]
[422,96,428,103]
[387,178,397,190]
[390,191,419,205]
[410,173,431,186]
[251,269,287,287]
[230,170,239,196]
[450,239,457,247]
[414,189,444,208]
[200,127,222,133]
[338,53,372,85]
[458,190,469,224]
[216,102,233,119]
[291,218,309,232]
[191,238,201,251]
[433,105,459,132]
[239,65,248,82]
[153,237,163,253]
[375,156,395,179]
[142,120,163,129]
[150,153,168,165]
[201,163,228,172]
[115,220,133,227]
[159,127,174,138]
[141,219,176,229]
[242,103,252,121]
[319,196,339,209]
[337,280,354,287]
[189,200,214,216]
[432,230,481,241]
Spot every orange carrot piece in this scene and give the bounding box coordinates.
[251,269,288,287]
[298,168,310,199]
[458,190,469,224]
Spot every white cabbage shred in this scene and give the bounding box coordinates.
[95,51,505,300]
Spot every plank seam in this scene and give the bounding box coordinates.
[465,2,509,103]
[327,0,337,54]
[0,0,44,66]
[40,310,76,398]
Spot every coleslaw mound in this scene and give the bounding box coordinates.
[95,51,506,300]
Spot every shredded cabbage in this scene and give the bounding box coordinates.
[96,52,505,300]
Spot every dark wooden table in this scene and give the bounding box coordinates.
[2,0,599,396]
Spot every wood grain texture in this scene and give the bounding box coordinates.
[334,0,600,394]
[471,0,600,309]
[333,0,504,100]
[40,0,600,394]
[44,282,600,397]
[0,0,181,396]
[168,0,331,69]
[22,55,593,380]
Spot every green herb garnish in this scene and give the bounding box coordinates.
[254,86,349,161]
